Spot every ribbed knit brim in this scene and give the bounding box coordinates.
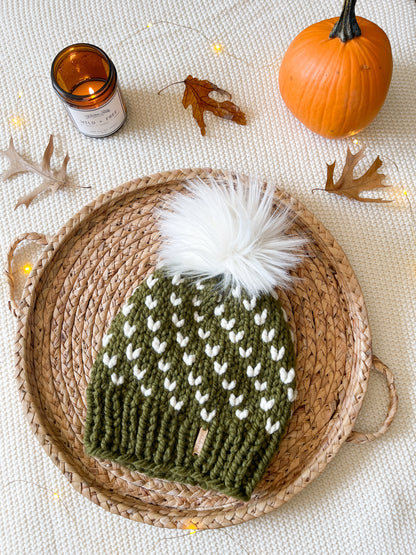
[84,269,296,501]
[85,408,289,501]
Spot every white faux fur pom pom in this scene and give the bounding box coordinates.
[157,176,306,297]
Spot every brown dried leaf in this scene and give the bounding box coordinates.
[181,75,247,136]
[323,145,391,203]
[0,135,70,209]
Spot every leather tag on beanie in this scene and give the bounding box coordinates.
[193,428,208,456]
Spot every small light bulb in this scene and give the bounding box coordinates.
[18,91,23,99]
[22,264,32,274]
[353,139,360,145]
[52,491,60,499]
[403,190,408,196]
[11,115,24,128]
[147,22,153,28]
[212,43,223,53]
[189,530,197,535]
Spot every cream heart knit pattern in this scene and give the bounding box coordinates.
[84,268,296,501]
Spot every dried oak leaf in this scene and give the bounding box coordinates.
[320,145,391,203]
[0,135,69,209]
[160,75,246,136]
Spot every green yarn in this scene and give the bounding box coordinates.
[84,268,296,502]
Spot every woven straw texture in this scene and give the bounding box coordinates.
[1,0,415,553]
[9,168,383,525]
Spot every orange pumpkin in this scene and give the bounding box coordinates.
[278,0,393,139]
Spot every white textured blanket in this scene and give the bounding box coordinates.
[0,0,415,553]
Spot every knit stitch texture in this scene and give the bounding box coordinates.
[84,268,296,501]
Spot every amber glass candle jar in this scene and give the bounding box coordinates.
[51,43,127,138]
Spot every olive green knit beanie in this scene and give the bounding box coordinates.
[84,177,305,501]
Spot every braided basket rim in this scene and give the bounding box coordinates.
[13,168,371,529]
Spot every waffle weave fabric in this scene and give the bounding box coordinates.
[1,0,415,552]
[84,268,295,501]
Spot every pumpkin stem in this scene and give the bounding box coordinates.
[329,0,361,42]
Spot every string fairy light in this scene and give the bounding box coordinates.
[349,136,416,250]
[6,14,279,134]
[1,477,252,552]
[1,13,414,553]
[352,137,399,172]
[187,521,198,535]
[5,15,278,138]
[154,518,250,553]
[7,74,49,132]
[212,42,224,54]
[1,479,82,543]
[113,19,273,69]
[156,522,250,553]
[155,518,201,541]
[10,115,25,128]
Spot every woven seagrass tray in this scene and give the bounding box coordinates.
[7,169,397,530]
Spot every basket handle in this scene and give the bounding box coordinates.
[6,232,49,318]
[346,355,398,444]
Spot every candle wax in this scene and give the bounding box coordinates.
[72,79,105,96]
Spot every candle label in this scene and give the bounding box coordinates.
[65,87,126,137]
